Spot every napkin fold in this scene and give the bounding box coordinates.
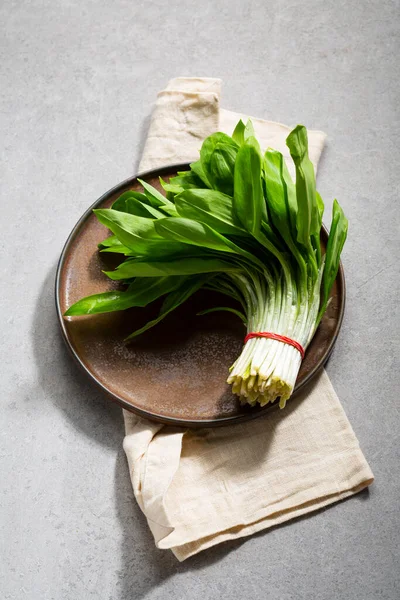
[123,78,373,561]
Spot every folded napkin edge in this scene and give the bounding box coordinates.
[155,445,374,552]
[170,475,374,561]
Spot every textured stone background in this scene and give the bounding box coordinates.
[1,1,399,598]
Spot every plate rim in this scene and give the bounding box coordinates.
[55,163,346,428]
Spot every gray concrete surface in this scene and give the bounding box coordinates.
[1,1,399,598]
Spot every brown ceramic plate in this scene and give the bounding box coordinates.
[55,164,345,427]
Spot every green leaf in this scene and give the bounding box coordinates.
[197,306,247,324]
[94,209,189,257]
[137,179,176,211]
[232,120,246,145]
[159,179,184,196]
[230,118,256,146]
[94,208,160,247]
[200,132,238,189]
[190,160,212,187]
[311,191,324,267]
[168,171,205,190]
[233,142,263,235]
[154,217,240,254]
[286,125,319,242]
[100,244,133,255]
[111,190,147,206]
[280,155,298,239]
[244,119,255,141]
[64,276,185,316]
[125,275,211,339]
[160,204,179,217]
[112,193,165,219]
[244,135,262,154]
[209,143,237,195]
[263,149,305,272]
[316,191,324,225]
[155,217,266,272]
[104,257,239,280]
[261,221,285,251]
[174,189,244,236]
[98,234,121,249]
[286,125,320,281]
[320,199,348,310]
[95,208,159,237]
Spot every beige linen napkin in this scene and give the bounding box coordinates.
[123,77,374,561]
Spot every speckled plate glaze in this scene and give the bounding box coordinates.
[55,164,345,427]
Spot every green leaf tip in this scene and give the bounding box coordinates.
[286,125,309,160]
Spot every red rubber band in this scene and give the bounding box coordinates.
[244,332,305,360]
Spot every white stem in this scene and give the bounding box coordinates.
[227,262,325,407]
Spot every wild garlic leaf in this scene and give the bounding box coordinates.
[243,134,262,154]
[197,306,247,325]
[154,217,240,254]
[100,244,134,255]
[104,257,239,280]
[112,190,149,208]
[137,179,176,210]
[64,276,185,316]
[232,119,246,145]
[94,208,160,242]
[174,189,244,236]
[279,152,298,238]
[244,119,256,141]
[209,143,237,196]
[233,142,263,235]
[157,203,179,217]
[190,160,212,187]
[155,218,262,269]
[112,194,165,219]
[321,199,348,310]
[159,179,184,196]
[94,209,190,256]
[264,150,288,223]
[125,275,211,340]
[264,150,303,260]
[261,221,285,251]
[316,191,324,225]
[168,171,205,189]
[286,125,319,281]
[98,234,121,249]
[200,132,238,189]
[286,125,319,242]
